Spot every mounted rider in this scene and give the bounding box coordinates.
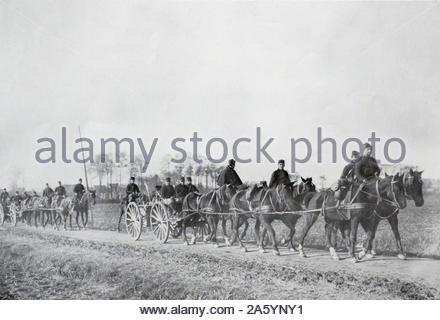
[42,183,54,207]
[54,181,66,206]
[217,159,243,187]
[12,191,23,208]
[0,188,9,206]
[126,176,140,204]
[22,191,32,207]
[73,178,86,204]
[186,177,198,193]
[355,143,381,182]
[269,159,291,188]
[335,150,360,205]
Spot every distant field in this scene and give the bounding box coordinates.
[89,194,440,258]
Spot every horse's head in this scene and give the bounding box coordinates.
[296,177,316,195]
[403,169,424,207]
[384,173,407,209]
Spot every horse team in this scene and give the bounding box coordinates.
[179,169,424,263]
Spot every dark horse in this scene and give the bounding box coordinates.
[230,178,315,255]
[73,191,96,229]
[297,174,405,262]
[182,184,238,246]
[355,169,424,260]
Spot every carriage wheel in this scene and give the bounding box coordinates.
[150,203,169,243]
[125,202,143,240]
[0,205,4,226]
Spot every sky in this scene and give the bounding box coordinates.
[1,0,440,190]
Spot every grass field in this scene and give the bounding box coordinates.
[90,194,440,258]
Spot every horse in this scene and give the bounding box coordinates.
[73,191,96,229]
[182,184,238,247]
[230,178,315,255]
[352,169,424,260]
[297,174,402,262]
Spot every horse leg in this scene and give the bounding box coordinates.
[239,219,249,241]
[260,217,279,255]
[349,216,361,262]
[326,222,340,261]
[221,217,230,246]
[182,218,190,245]
[211,216,220,247]
[297,212,319,258]
[117,205,124,232]
[388,214,405,260]
[83,209,88,229]
[282,216,299,252]
[75,210,81,229]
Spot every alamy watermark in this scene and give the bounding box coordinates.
[34,127,406,173]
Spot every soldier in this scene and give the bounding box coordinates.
[186,177,198,193]
[73,178,86,203]
[54,181,66,206]
[12,191,22,205]
[355,143,381,182]
[43,183,54,206]
[336,150,361,205]
[126,176,140,203]
[175,177,188,200]
[217,159,243,187]
[160,177,175,199]
[22,191,32,207]
[0,188,9,204]
[269,159,291,188]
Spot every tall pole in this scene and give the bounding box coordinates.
[78,126,93,223]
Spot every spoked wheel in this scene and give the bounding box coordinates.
[125,202,143,240]
[150,203,170,243]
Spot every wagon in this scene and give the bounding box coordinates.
[125,192,210,243]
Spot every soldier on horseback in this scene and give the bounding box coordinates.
[269,159,291,188]
[126,176,140,204]
[355,143,381,182]
[335,150,360,206]
[217,159,243,187]
[43,183,54,206]
[73,178,86,204]
[22,191,32,207]
[54,181,66,206]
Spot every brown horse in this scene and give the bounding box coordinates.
[73,191,96,229]
[354,169,424,260]
[298,175,400,262]
[230,178,315,255]
[182,184,238,246]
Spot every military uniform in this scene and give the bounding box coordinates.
[175,183,189,198]
[0,190,9,203]
[217,165,243,186]
[187,183,198,193]
[269,169,290,188]
[73,182,86,203]
[54,185,66,206]
[355,156,380,181]
[43,186,54,206]
[161,185,175,199]
[126,182,140,203]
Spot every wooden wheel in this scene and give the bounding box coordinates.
[0,205,4,226]
[125,202,143,240]
[150,203,170,243]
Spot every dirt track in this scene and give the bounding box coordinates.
[1,225,440,299]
